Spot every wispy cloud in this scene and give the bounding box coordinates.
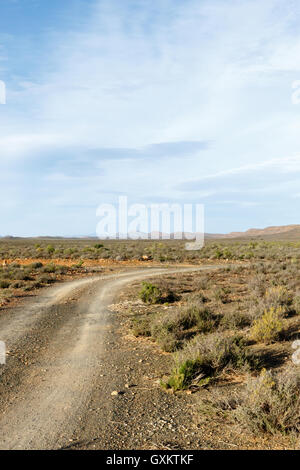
[84,140,209,160]
[1,0,300,235]
[176,155,300,198]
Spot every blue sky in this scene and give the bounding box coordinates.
[1,0,300,236]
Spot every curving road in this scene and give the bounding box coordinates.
[0,266,219,450]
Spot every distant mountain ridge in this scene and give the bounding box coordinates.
[209,224,300,240]
[1,225,300,240]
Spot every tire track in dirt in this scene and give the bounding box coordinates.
[0,266,221,450]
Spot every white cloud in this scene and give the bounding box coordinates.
[0,133,64,160]
[3,0,300,155]
[2,0,300,234]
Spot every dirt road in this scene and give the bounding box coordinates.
[0,266,219,450]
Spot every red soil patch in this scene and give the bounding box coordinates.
[0,258,161,268]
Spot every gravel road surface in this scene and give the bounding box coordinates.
[0,266,219,450]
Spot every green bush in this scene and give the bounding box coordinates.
[139,282,163,304]
[47,245,55,255]
[163,358,211,391]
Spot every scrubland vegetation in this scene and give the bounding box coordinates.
[0,261,90,307]
[2,237,300,443]
[126,258,300,441]
[2,237,300,263]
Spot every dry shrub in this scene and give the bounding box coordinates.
[213,287,230,303]
[220,308,251,330]
[150,304,217,352]
[292,295,300,315]
[131,315,152,337]
[250,307,285,344]
[264,286,293,311]
[0,280,10,289]
[196,275,210,290]
[163,332,258,391]
[248,274,266,298]
[234,367,300,435]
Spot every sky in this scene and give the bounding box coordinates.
[1,0,300,236]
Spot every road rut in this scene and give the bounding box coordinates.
[0,266,219,450]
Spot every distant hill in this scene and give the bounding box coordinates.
[2,225,300,241]
[208,224,300,241]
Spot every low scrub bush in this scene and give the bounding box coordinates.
[38,275,55,284]
[29,262,43,269]
[250,307,285,344]
[11,281,24,289]
[220,309,251,330]
[163,304,216,332]
[47,245,55,255]
[248,274,266,298]
[42,264,56,274]
[164,333,258,391]
[292,295,300,314]
[234,368,300,435]
[14,271,33,281]
[264,286,293,311]
[163,358,211,391]
[32,281,42,289]
[0,280,10,289]
[213,287,230,304]
[139,282,165,304]
[196,275,210,290]
[185,305,216,333]
[131,316,152,337]
[94,243,104,249]
[153,328,181,353]
[149,305,217,352]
